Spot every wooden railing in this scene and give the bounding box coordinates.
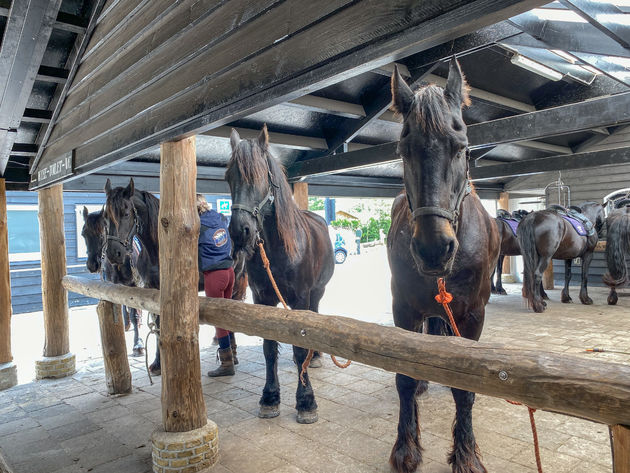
[62,275,630,470]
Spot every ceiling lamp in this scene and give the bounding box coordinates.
[511,54,564,81]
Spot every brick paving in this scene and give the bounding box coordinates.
[1,249,628,472]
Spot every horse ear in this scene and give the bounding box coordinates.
[230,128,240,150]
[445,57,471,108]
[258,124,269,149]
[123,178,135,198]
[390,65,413,117]
[83,206,89,220]
[104,178,112,195]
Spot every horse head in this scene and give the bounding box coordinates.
[103,178,137,266]
[81,206,106,273]
[391,58,470,276]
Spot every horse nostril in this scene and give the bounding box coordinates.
[243,226,250,237]
[445,239,456,260]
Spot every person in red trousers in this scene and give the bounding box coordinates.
[197,194,237,377]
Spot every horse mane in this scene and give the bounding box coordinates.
[412,85,451,135]
[85,209,105,234]
[136,190,160,248]
[226,137,307,260]
[105,186,160,248]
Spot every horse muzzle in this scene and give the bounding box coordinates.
[410,232,458,277]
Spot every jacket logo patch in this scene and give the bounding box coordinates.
[213,228,228,247]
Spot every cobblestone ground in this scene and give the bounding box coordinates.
[1,247,628,472]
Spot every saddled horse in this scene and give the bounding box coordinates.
[491,209,528,295]
[226,125,334,424]
[103,179,248,375]
[518,202,605,313]
[603,200,630,305]
[388,59,500,473]
[80,207,144,356]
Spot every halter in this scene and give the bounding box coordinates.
[106,200,141,253]
[409,148,471,233]
[231,170,279,229]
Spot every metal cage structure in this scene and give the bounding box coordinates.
[544,172,571,209]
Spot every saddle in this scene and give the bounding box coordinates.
[547,205,595,237]
[496,209,519,236]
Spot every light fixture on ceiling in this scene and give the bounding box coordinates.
[511,54,564,81]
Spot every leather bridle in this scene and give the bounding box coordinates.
[408,148,471,234]
[231,170,279,230]
[105,200,141,256]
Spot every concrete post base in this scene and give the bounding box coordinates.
[0,362,17,391]
[151,420,218,473]
[35,353,76,379]
[501,274,516,283]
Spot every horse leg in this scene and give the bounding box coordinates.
[148,314,161,375]
[122,306,131,331]
[539,282,549,302]
[579,251,594,305]
[390,300,424,473]
[490,267,496,294]
[258,339,281,419]
[495,255,507,295]
[130,309,144,357]
[448,388,487,473]
[532,258,549,313]
[608,288,618,305]
[293,345,318,424]
[561,259,573,303]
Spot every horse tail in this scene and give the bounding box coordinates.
[517,214,539,301]
[603,213,630,288]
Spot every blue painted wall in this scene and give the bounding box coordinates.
[8,191,232,314]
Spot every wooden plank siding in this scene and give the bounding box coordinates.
[507,163,630,287]
[32,0,546,187]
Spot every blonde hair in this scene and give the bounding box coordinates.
[196,194,212,214]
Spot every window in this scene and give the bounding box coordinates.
[75,205,104,258]
[7,205,40,262]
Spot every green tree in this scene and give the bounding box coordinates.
[308,197,325,211]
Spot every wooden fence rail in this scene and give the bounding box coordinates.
[62,275,630,428]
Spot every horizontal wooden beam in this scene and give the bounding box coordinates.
[0,1,86,32]
[62,275,630,427]
[21,108,52,124]
[36,65,69,84]
[470,147,630,180]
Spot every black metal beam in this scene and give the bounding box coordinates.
[470,147,630,180]
[10,143,38,157]
[467,92,630,149]
[36,65,69,84]
[508,12,630,57]
[570,52,630,87]
[21,108,53,124]
[0,1,87,33]
[0,0,62,174]
[559,0,630,49]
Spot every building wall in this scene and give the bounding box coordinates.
[8,191,232,314]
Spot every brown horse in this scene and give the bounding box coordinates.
[226,125,334,424]
[518,203,605,313]
[603,204,630,305]
[387,59,499,473]
[491,210,525,295]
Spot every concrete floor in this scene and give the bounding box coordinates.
[1,246,629,472]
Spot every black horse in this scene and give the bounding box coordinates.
[103,179,162,372]
[518,202,605,313]
[387,59,500,473]
[603,202,630,305]
[226,125,334,424]
[81,207,144,356]
[491,209,528,295]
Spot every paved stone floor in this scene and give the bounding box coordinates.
[1,248,629,472]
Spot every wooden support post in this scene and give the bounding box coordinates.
[158,137,206,432]
[0,179,17,390]
[36,184,75,379]
[612,425,630,473]
[293,182,308,210]
[96,301,131,394]
[543,261,555,290]
[498,191,511,275]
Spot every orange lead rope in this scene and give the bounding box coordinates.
[257,240,351,386]
[435,278,543,473]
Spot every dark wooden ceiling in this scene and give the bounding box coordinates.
[1,0,629,199]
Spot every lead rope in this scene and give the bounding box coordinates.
[435,278,543,473]
[256,239,351,386]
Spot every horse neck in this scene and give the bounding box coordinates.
[133,193,159,257]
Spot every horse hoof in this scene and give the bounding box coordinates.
[296,409,318,424]
[608,294,618,305]
[149,364,161,376]
[498,289,507,296]
[309,357,322,368]
[581,297,594,305]
[561,295,572,303]
[132,348,145,357]
[258,405,280,419]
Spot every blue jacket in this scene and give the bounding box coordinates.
[198,210,233,272]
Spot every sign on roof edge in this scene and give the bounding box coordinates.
[29,151,74,190]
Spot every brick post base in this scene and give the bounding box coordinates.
[0,362,17,391]
[151,420,218,473]
[35,353,76,379]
